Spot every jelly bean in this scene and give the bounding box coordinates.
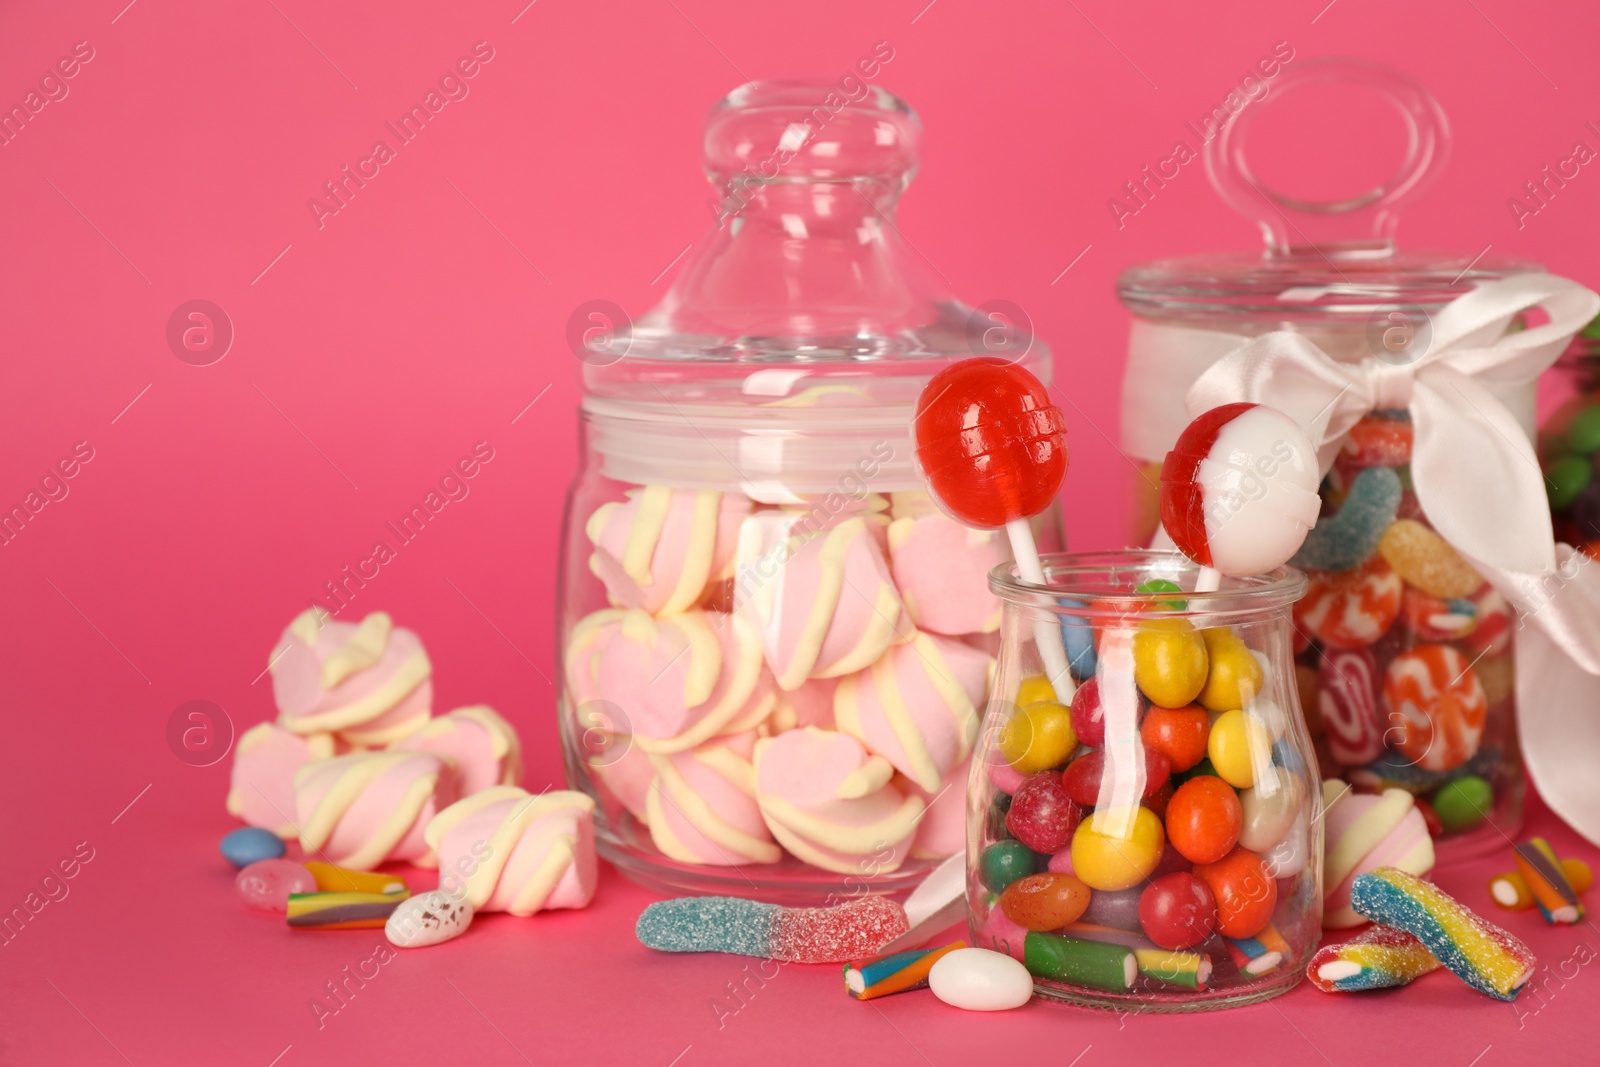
[1140,705,1210,772]
[1005,772,1084,854]
[1378,520,1484,600]
[1342,412,1413,467]
[1014,674,1057,709]
[1431,775,1493,833]
[999,872,1092,931]
[1081,886,1143,930]
[236,859,316,912]
[1206,709,1271,789]
[929,948,1034,1010]
[386,890,474,949]
[1236,777,1303,852]
[1059,747,1171,808]
[1546,455,1591,511]
[1001,700,1077,774]
[1568,403,1600,454]
[1291,467,1402,572]
[220,827,286,869]
[1383,645,1488,772]
[1296,558,1402,649]
[1318,647,1383,767]
[1462,586,1511,658]
[1069,676,1147,749]
[1138,871,1218,950]
[1057,600,1099,679]
[1135,579,1187,611]
[1195,628,1263,713]
[1132,619,1208,709]
[980,840,1040,893]
[1070,808,1165,891]
[1165,776,1241,864]
[1193,847,1277,939]
[1401,587,1477,642]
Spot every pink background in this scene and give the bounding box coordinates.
[3,0,1598,1063]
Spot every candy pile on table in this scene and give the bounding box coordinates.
[223,608,597,948]
[1288,410,1511,838]
[565,487,1007,874]
[970,625,1316,999]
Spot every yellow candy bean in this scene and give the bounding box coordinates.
[1070,807,1165,891]
[1000,701,1078,774]
[1132,618,1208,708]
[1197,628,1264,712]
[1207,708,1272,789]
[1377,520,1483,599]
[1015,674,1059,709]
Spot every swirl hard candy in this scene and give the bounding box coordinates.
[1383,645,1488,772]
[1295,558,1402,649]
[1400,588,1477,642]
[1318,647,1384,766]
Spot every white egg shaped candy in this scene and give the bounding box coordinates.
[928,947,1033,1011]
[1160,403,1321,577]
[385,890,474,949]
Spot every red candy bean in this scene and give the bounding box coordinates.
[1060,748,1171,809]
[1000,872,1092,931]
[1005,772,1084,854]
[1165,776,1242,865]
[1138,872,1218,950]
[1193,847,1277,940]
[1140,705,1211,772]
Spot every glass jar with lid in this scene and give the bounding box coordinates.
[557,81,1063,903]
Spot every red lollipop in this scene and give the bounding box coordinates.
[913,358,1069,528]
[914,357,1074,699]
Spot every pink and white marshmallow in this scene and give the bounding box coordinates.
[834,631,991,792]
[753,727,924,874]
[646,731,781,866]
[586,486,750,617]
[425,787,597,916]
[227,723,335,838]
[294,751,457,870]
[1321,782,1436,928]
[393,704,523,797]
[272,608,433,746]
[910,757,970,860]
[887,500,1008,636]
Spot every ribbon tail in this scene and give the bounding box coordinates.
[1519,622,1600,847]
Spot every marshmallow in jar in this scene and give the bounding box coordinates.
[556,80,1062,900]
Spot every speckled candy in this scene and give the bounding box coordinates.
[1000,872,1092,931]
[1006,772,1084,853]
[1132,620,1209,708]
[386,890,474,948]
[220,827,287,869]
[236,859,316,911]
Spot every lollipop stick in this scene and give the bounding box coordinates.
[1193,566,1221,594]
[1005,518,1076,703]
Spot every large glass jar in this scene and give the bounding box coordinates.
[1117,59,1535,860]
[557,81,1063,903]
[968,551,1320,1011]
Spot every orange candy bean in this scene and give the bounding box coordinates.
[1194,847,1277,939]
[999,872,1092,932]
[1165,776,1242,864]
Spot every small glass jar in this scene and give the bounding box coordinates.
[557,81,1062,903]
[968,551,1320,1011]
[1118,59,1530,859]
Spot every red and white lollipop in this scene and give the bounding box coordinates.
[1160,403,1321,590]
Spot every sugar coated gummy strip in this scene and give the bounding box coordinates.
[286,891,408,930]
[635,896,908,964]
[843,941,966,1000]
[1291,467,1402,572]
[1349,867,1536,1001]
[1023,931,1136,992]
[1308,925,1441,993]
[1512,838,1585,925]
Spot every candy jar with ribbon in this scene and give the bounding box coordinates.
[557,81,1063,902]
[1116,57,1600,859]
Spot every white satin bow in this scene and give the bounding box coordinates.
[1187,272,1600,674]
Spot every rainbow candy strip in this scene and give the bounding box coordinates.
[286,890,409,930]
[1134,948,1211,990]
[1350,867,1536,1001]
[1489,856,1592,913]
[844,941,966,1000]
[1307,925,1441,993]
[1512,838,1585,925]
[1225,923,1290,976]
